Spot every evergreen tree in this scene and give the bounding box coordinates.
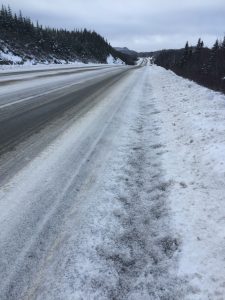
[155,36,225,93]
[180,41,189,66]
[0,5,135,65]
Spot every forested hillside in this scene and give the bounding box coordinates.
[155,38,225,93]
[0,5,135,65]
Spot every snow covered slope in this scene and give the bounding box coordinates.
[0,47,23,64]
[0,39,127,66]
[107,54,125,65]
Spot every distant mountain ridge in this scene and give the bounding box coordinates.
[114,47,138,57]
[115,46,157,59]
[0,6,136,65]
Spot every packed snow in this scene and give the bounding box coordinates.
[136,57,143,65]
[0,49,23,64]
[0,63,225,299]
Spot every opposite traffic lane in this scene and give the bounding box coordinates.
[0,64,136,157]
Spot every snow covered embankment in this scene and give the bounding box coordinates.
[150,65,225,299]
[107,54,125,65]
[0,54,125,72]
[0,39,126,70]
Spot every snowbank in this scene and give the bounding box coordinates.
[150,65,225,299]
[0,55,125,72]
[0,48,23,64]
[0,61,86,72]
[107,54,124,65]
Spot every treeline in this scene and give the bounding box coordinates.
[155,38,225,93]
[0,5,135,65]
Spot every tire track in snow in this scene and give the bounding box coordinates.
[92,73,188,299]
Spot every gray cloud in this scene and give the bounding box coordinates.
[3,0,225,51]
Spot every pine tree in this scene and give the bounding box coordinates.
[0,5,135,65]
[180,41,189,67]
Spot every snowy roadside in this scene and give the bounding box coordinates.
[28,66,186,300]
[0,61,107,73]
[0,55,123,73]
[0,61,90,72]
[150,65,225,299]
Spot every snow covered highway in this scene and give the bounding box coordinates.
[0,64,134,180]
[1,62,225,299]
[0,65,116,87]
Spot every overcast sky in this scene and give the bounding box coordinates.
[3,0,225,51]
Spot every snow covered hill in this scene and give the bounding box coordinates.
[0,38,127,66]
[0,6,135,66]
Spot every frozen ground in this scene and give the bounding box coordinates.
[0,64,225,299]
